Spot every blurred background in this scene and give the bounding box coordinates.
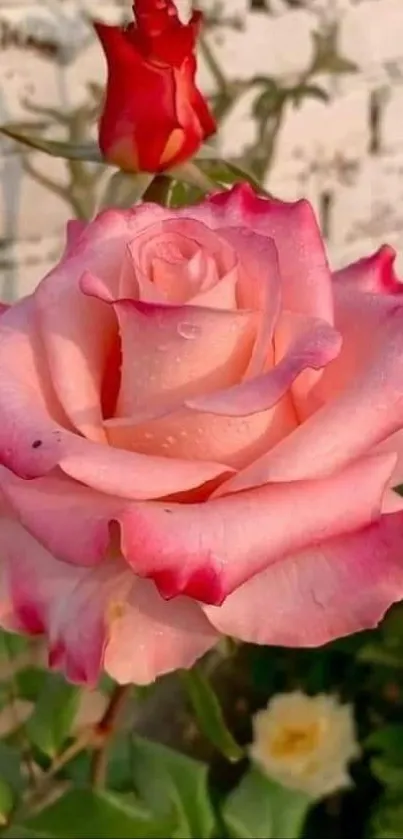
[0,0,402,301]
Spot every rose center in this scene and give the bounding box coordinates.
[268,722,321,759]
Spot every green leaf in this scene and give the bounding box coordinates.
[15,667,47,703]
[366,725,403,762]
[0,742,24,794]
[26,673,80,758]
[370,794,403,838]
[0,744,23,827]
[131,735,215,839]
[0,779,14,826]
[20,789,175,839]
[222,767,311,839]
[196,156,268,195]
[181,669,243,763]
[371,757,403,789]
[166,179,203,208]
[358,644,403,668]
[0,630,30,659]
[100,171,154,209]
[0,126,102,162]
[3,828,52,838]
[170,162,216,194]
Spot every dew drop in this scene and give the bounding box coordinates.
[166,435,176,444]
[144,432,154,441]
[177,321,201,340]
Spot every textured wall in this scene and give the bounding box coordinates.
[0,0,403,299]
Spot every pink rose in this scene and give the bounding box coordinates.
[1,184,403,685]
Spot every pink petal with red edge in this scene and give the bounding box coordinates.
[181,184,334,324]
[120,453,395,605]
[204,513,403,646]
[333,245,402,294]
[0,467,121,567]
[187,317,341,417]
[104,579,217,684]
[0,513,217,686]
[63,220,87,257]
[0,518,127,685]
[82,272,256,416]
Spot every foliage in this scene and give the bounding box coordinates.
[0,603,402,837]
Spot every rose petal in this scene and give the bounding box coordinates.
[0,362,233,497]
[34,208,146,440]
[60,438,233,500]
[204,513,403,646]
[152,249,219,303]
[0,513,217,686]
[217,227,281,376]
[104,580,217,684]
[223,294,403,489]
[0,288,233,499]
[190,268,238,310]
[128,217,236,304]
[95,22,186,173]
[181,183,334,324]
[82,274,256,416]
[63,220,87,257]
[0,467,120,567]
[187,316,341,417]
[104,397,294,470]
[114,301,256,415]
[333,245,402,295]
[120,453,395,604]
[0,295,72,435]
[0,518,123,684]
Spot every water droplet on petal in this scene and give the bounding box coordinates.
[177,321,201,340]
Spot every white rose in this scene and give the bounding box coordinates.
[250,691,360,798]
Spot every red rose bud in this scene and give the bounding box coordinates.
[94,0,216,173]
